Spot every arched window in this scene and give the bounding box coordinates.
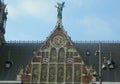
[50,48,56,62]
[58,48,65,62]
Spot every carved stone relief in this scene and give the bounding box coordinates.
[52,35,65,48]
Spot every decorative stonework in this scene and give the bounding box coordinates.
[17,24,93,83]
[52,35,65,47]
[17,2,93,84]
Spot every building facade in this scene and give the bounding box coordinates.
[16,2,93,84]
[0,1,120,84]
[17,24,93,84]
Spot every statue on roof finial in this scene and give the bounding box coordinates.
[55,2,65,19]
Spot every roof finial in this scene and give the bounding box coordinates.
[55,2,65,27]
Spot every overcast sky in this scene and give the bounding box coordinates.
[4,0,120,41]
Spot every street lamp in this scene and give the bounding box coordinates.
[94,43,115,84]
[86,50,91,56]
[4,51,13,69]
[102,56,115,70]
[94,42,102,84]
[5,56,13,69]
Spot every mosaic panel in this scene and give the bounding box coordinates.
[32,64,39,82]
[57,64,64,82]
[74,64,81,83]
[40,64,48,82]
[49,64,56,82]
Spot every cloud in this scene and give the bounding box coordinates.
[79,16,114,40]
[7,4,19,18]
[7,0,56,22]
[21,0,55,18]
[7,0,100,19]
[7,1,24,18]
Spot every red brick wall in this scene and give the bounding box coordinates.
[32,57,41,62]
[82,65,93,83]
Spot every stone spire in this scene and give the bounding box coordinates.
[55,2,65,27]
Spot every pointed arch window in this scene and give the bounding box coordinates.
[58,48,65,63]
[50,48,56,62]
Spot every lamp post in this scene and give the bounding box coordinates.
[85,42,102,84]
[92,42,115,84]
[98,42,102,84]
[94,42,102,84]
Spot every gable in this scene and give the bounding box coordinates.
[17,25,93,83]
[16,2,93,83]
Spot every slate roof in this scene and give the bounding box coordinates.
[0,42,42,80]
[0,41,120,81]
[74,41,120,81]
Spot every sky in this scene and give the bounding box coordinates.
[4,0,120,41]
